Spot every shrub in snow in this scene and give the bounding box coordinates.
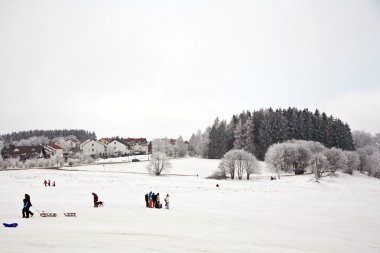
[146,152,171,175]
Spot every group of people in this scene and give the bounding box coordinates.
[43,179,55,187]
[145,192,170,209]
[20,191,170,218]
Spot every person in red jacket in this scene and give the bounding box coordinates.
[92,192,99,207]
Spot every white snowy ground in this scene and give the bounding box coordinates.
[1,157,380,253]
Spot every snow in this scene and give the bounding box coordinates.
[1,157,380,253]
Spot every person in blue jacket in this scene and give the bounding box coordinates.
[22,194,33,218]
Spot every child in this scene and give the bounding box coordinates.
[164,194,170,209]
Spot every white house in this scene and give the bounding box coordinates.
[130,142,149,154]
[107,140,129,156]
[45,143,64,156]
[80,139,106,156]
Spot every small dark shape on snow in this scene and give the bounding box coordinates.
[132,159,140,162]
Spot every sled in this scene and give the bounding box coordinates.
[64,213,76,217]
[3,223,18,228]
[40,212,57,217]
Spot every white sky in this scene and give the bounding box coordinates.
[0,0,379,140]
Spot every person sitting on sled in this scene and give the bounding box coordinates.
[22,194,33,218]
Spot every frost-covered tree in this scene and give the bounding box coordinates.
[188,130,203,157]
[174,136,187,157]
[15,136,50,146]
[152,138,174,157]
[324,148,348,173]
[265,141,312,173]
[310,153,329,182]
[146,152,171,175]
[217,149,259,180]
[343,151,360,175]
[352,130,374,148]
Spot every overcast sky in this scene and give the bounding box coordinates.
[0,0,379,140]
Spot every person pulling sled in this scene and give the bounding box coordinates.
[22,194,33,218]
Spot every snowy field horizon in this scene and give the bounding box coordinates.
[1,157,380,253]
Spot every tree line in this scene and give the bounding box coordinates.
[0,129,96,143]
[189,108,355,160]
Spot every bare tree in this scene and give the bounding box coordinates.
[146,152,171,175]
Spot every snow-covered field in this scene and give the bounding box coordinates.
[1,157,380,253]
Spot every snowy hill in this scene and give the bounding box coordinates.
[1,157,380,253]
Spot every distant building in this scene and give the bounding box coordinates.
[45,143,64,156]
[7,145,47,161]
[98,138,112,145]
[80,139,106,156]
[107,140,129,156]
[122,138,149,154]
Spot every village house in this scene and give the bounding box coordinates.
[45,143,64,156]
[122,138,149,155]
[6,145,47,161]
[107,140,130,157]
[80,139,107,157]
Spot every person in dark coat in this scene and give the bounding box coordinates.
[156,193,161,208]
[92,192,99,207]
[145,193,149,207]
[152,193,157,208]
[22,194,33,218]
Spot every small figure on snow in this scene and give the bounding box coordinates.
[216,184,219,187]
[92,192,99,207]
[44,179,47,186]
[164,194,170,210]
[145,193,149,207]
[156,193,161,208]
[148,191,153,208]
[152,193,157,208]
[22,194,33,218]
[48,179,51,186]
[52,181,56,187]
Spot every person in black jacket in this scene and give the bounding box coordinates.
[152,193,157,208]
[22,194,33,218]
[145,193,149,207]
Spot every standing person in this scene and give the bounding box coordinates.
[164,194,170,210]
[43,180,47,186]
[22,194,33,218]
[145,193,149,207]
[92,192,99,207]
[148,191,153,208]
[52,181,56,187]
[152,193,157,208]
[156,193,161,208]
[48,179,51,186]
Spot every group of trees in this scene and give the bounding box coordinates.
[152,137,187,158]
[352,131,380,178]
[0,129,96,143]
[189,108,355,160]
[265,140,361,181]
[210,149,259,180]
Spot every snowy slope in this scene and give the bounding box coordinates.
[1,158,380,253]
